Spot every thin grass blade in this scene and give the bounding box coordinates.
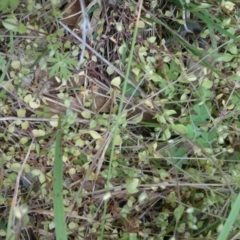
[53,126,68,240]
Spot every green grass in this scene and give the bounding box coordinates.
[217,193,240,240]
[53,120,68,240]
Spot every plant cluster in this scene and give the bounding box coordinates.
[1,0,240,239]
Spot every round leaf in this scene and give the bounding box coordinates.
[201,78,213,89]
[50,115,59,128]
[111,77,121,88]
[2,18,18,31]
[81,110,91,119]
[126,178,140,194]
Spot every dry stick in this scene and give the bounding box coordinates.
[77,0,92,69]
[230,230,240,240]
[7,141,33,237]
[0,117,58,122]
[96,132,112,176]
[0,167,4,196]
[11,141,34,204]
[0,117,89,123]
[68,182,230,197]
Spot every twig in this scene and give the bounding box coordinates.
[77,0,92,69]
[0,117,89,123]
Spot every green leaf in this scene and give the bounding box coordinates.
[18,22,26,34]
[89,130,102,139]
[90,120,97,129]
[9,0,19,10]
[64,99,71,107]
[172,124,188,135]
[129,112,143,124]
[192,104,211,124]
[216,54,234,62]
[114,135,122,146]
[2,18,18,31]
[0,90,7,100]
[162,128,171,140]
[229,45,238,54]
[164,61,180,81]
[107,66,114,75]
[126,178,139,194]
[201,78,213,89]
[217,193,240,240]
[49,64,59,78]
[81,110,91,119]
[10,162,21,171]
[165,110,177,116]
[138,191,148,203]
[125,83,140,97]
[53,127,68,240]
[196,137,210,148]
[0,1,8,11]
[111,76,121,88]
[174,205,185,222]
[157,114,167,124]
[129,233,137,240]
[51,0,61,5]
[148,36,156,43]
[186,124,201,139]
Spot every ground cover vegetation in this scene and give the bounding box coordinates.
[1,0,240,239]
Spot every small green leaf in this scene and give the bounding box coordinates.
[148,36,156,43]
[89,130,102,139]
[125,83,140,97]
[129,233,137,240]
[186,124,201,139]
[129,112,143,124]
[18,22,26,34]
[2,18,18,31]
[174,205,185,222]
[138,191,148,203]
[64,99,71,107]
[90,120,97,129]
[51,0,61,5]
[157,115,167,124]
[165,110,177,116]
[229,45,237,54]
[172,124,188,135]
[114,135,122,146]
[162,128,171,140]
[10,163,21,171]
[126,178,139,194]
[107,66,114,75]
[216,54,234,62]
[137,20,145,28]
[9,0,20,10]
[119,43,127,55]
[81,110,91,119]
[17,109,26,117]
[11,60,20,69]
[201,78,213,89]
[111,76,121,88]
